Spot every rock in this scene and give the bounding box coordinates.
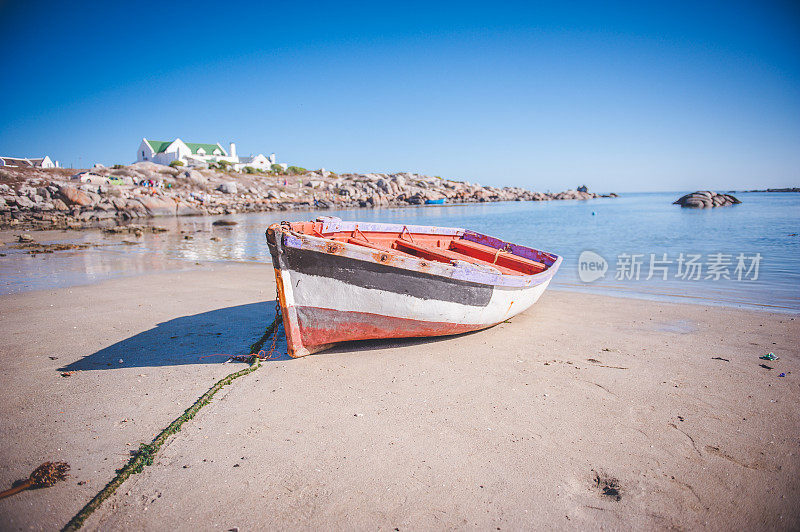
[176,202,204,216]
[212,220,238,226]
[92,209,117,220]
[52,199,69,211]
[59,185,93,206]
[135,196,176,216]
[110,197,128,210]
[673,191,740,208]
[218,182,238,194]
[95,201,116,212]
[722,194,741,204]
[473,189,490,201]
[85,191,102,204]
[182,169,207,185]
[15,195,35,208]
[129,161,164,174]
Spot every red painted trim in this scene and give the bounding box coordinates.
[289,305,493,355]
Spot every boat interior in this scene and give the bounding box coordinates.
[287,221,546,276]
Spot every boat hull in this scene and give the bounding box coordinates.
[268,230,556,357]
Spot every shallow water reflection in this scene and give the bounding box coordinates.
[1,192,798,312]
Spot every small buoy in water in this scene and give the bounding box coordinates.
[591,211,596,216]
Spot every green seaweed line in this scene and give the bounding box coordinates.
[62,313,281,531]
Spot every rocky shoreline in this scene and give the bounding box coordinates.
[0,163,617,231]
[733,187,800,193]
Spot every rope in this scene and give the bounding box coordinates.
[61,309,282,531]
[399,225,415,242]
[231,300,282,362]
[492,248,503,264]
[352,225,371,243]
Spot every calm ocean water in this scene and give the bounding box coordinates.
[2,191,798,312]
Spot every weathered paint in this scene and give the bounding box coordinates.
[294,306,486,346]
[267,219,561,357]
[284,268,550,326]
[282,245,494,306]
[462,230,559,267]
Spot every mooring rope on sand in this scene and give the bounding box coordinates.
[61,310,282,531]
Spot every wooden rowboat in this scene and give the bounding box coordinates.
[266,217,561,357]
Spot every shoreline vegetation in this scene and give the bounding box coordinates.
[0,163,617,231]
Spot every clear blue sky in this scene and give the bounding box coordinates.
[1,0,798,192]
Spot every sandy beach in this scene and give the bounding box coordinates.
[0,262,797,530]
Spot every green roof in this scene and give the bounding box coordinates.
[145,140,173,153]
[184,142,226,156]
[145,139,227,156]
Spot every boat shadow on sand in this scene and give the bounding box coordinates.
[58,301,291,371]
[59,300,492,372]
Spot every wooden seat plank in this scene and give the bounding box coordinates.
[449,239,546,274]
[394,239,522,276]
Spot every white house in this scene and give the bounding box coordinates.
[0,155,57,168]
[136,138,278,171]
[233,153,277,172]
[136,138,230,166]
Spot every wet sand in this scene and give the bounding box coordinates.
[0,263,798,530]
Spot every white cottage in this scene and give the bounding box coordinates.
[0,155,57,168]
[233,153,277,172]
[136,138,278,171]
[136,138,231,166]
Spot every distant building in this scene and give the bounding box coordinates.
[0,155,57,168]
[136,138,277,171]
[137,138,229,166]
[234,153,276,172]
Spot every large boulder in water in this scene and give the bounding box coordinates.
[673,191,740,208]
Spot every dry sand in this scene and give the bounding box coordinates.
[0,263,798,530]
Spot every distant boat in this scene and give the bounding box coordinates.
[425,198,446,205]
[266,217,562,357]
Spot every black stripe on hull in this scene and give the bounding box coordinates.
[281,244,493,307]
